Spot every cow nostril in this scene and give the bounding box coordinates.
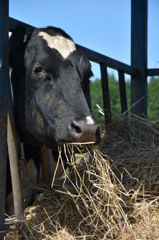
[71,122,82,134]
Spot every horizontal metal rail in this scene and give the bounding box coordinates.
[10,17,159,79]
[147,68,159,76]
[9,17,159,79]
[9,17,34,35]
[76,44,138,77]
[9,17,138,77]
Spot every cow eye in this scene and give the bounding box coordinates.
[34,66,43,73]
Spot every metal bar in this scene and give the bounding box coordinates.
[0,0,9,239]
[9,17,35,35]
[8,17,138,77]
[118,70,127,113]
[77,44,138,77]
[10,17,159,79]
[40,148,52,186]
[7,77,24,219]
[100,64,111,125]
[131,0,148,117]
[147,68,159,76]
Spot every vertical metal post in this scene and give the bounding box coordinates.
[131,0,147,117]
[0,0,9,239]
[100,63,111,125]
[118,70,127,113]
[40,147,52,186]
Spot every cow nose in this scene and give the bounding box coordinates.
[68,120,100,144]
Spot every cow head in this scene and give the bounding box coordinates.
[9,26,100,150]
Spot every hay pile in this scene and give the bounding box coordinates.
[5,115,159,239]
[101,114,159,194]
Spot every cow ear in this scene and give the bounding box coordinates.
[76,52,93,94]
[76,52,93,81]
[73,51,93,106]
[9,26,29,77]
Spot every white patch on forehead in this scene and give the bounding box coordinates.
[38,31,76,58]
[86,116,94,125]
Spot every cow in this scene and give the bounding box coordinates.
[6,26,100,215]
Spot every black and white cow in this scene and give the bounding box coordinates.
[7,26,100,215]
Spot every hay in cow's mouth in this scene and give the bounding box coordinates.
[5,114,159,239]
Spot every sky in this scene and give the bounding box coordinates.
[9,0,159,81]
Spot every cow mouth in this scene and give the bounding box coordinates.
[60,141,96,145]
[58,141,98,154]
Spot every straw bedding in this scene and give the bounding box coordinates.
[5,114,159,239]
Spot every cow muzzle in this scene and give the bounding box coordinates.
[68,119,100,144]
